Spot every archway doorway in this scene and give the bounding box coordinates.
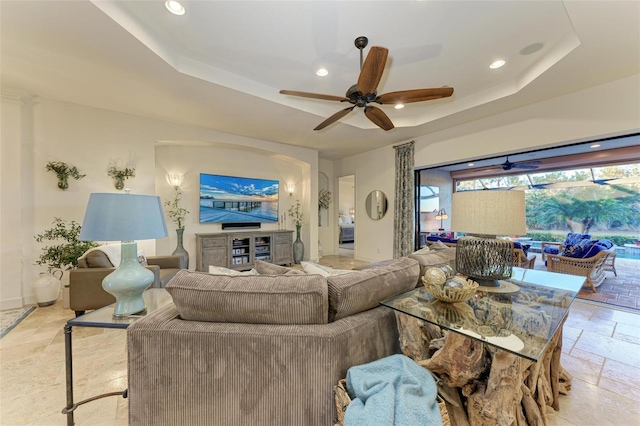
[338,175,355,257]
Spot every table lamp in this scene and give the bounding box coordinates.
[435,209,448,231]
[451,190,526,292]
[79,192,168,317]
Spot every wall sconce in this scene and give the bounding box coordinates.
[435,208,449,231]
[349,208,355,216]
[287,183,296,196]
[168,173,184,189]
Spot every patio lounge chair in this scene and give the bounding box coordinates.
[546,250,610,292]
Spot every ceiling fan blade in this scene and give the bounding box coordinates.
[280,90,348,102]
[364,106,394,131]
[513,164,540,170]
[517,160,543,166]
[376,87,454,104]
[314,106,355,131]
[357,46,388,95]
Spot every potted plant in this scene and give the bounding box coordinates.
[164,188,190,268]
[288,199,305,263]
[34,218,98,306]
[45,161,85,190]
[107,164,136,190]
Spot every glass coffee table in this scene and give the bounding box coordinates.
[381,268,585,425]
[62,289,172,425]
[382,267,585,362]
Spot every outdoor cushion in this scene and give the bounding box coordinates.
[562,238,604,259]
[166,270,328,325]
[513,242,531,256]
[595,239,614,250]
[426,236,457,244]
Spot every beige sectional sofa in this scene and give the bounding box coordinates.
[127,256,422,426]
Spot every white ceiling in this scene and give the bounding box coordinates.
[2,1,639,159]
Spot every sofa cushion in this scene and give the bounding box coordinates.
[254,260,304,275]
[302,261,354,277]
[327,257,420,322]
[166,270,328,325]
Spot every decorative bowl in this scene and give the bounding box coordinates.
[422,273,478,303]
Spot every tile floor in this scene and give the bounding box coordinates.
[530,253,640,311]
[0,254,638,425]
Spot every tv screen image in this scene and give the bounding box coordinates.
[200,173,279,223]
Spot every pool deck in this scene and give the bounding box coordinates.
[531,253,640,310]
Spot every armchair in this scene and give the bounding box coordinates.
[513,247,536,269]
[69,250,185,316]
[546,250,610,292]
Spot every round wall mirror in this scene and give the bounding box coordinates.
[365,190,388,220]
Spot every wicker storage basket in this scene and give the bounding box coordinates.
[334,378,450,426]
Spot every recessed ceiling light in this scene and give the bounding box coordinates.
[590,144,601,148]
[394,104,405,110]
[467,163,475,167]
[315,68,329,77]
[489,60,505,69]
[165,0,185,15]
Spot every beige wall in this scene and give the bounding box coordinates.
[332,74,640,263]
[2,73,638,307]
[0,97,318,308]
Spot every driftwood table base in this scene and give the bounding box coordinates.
[395,313,572,426]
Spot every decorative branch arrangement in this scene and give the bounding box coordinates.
[45,161,85,190]
[107,164,136,190]
[164,188,189,229]
[288,199,305,228]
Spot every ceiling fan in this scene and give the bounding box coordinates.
[279,36,454,131]
[498,157,542,171]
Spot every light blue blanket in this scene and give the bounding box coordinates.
[344,354,442,426]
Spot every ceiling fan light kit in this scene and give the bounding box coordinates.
[280,36,454,131]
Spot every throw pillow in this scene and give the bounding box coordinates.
[254,259,304,275]
[413,246,431,254]
[301,261,354,277]
[429,241,449,250]
[208,265,259,276]
[167,270,328,325]
[327,257,420,322]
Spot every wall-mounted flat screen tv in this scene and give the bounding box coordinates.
[200,173,279,223]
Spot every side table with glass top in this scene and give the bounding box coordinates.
[381,268,585,426]
[63,289,172,426]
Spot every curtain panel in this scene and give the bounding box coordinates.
[393,142,415,258]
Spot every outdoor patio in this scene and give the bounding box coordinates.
[531,253,640,311]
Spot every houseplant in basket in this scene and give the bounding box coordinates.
[34,218,98,306]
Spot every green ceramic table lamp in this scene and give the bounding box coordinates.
[79,192,168,318]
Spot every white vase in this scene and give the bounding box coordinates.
[34,270,62,307]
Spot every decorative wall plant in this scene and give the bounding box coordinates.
[45,161,85,190]
[107,163,136,190]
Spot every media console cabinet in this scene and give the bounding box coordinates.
[195,231,293,272]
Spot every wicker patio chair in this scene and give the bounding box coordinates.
[545,250,610,292]
[513,248,536,269]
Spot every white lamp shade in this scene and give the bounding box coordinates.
[80,193,168,241]
[451,190,526,236]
